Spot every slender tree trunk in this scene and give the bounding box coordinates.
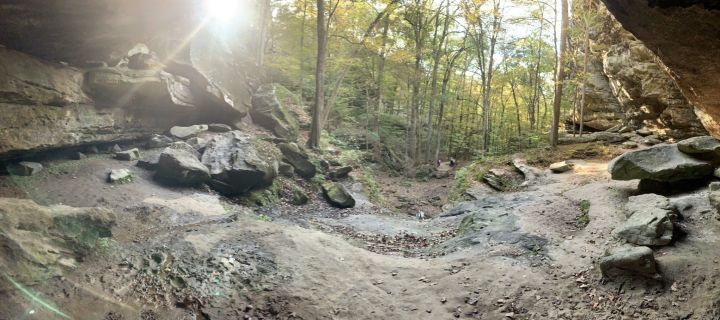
[579,8,589,137]
[550,0,568,147]
[298,0,308,100]
[374,15,390,161]
[309,0,327,149]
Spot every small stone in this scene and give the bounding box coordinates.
[110,144,122,153]
[636,128,652,137]
[108,169,133,183]
[622,141,638,149]
[115,148,140,161]
[549,161,574,173]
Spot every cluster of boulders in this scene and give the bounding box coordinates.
[600,135,720,279]
[599,193,676,279]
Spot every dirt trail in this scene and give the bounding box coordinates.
[1,153,719,319]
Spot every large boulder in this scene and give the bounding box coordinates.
[608,144,713,181]
[0,198,115,283]
[278,142,316,179]
[201,131,276,195]
[250,84,300,141]
[599,246,659,279]
[614,194,676,246]
[322,182,356,208]
[154,147,210,186]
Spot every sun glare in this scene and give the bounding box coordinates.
[205,0,240,22]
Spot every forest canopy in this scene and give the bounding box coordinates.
[265,0,596,163]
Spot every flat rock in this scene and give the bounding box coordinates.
[114,148,140,161]
[614,193,676,246]
[549,161,574,173]
[677,135,720,156]
[7,161,43,176]
[599,246,659,278]
[608,144,713,181]
[169,125,208,139]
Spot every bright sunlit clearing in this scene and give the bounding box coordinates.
[205,0,240,22]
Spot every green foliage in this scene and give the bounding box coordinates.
[356,166,384,204]
[458,214,475,235]
[448,166,472,202]
[576,200,591,227]
[256,214,273,222]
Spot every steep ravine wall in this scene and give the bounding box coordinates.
[569,1,707,139]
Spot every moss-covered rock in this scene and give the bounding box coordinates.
[278,142,316,179]
[321,182,355,208]
[250,84,300,141]
[291,186,309,205]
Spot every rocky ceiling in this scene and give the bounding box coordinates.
[602,0,720,136]
[0,0,198,65]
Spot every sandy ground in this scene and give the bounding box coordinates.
[1,150,720,320]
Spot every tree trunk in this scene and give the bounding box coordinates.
[309,0,327,149]
[550,0,568,147]
[298,0,308,101]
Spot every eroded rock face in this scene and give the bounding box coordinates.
[568,1,706,138]
[602,0,720,138]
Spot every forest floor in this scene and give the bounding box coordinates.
[1,142,719,320]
